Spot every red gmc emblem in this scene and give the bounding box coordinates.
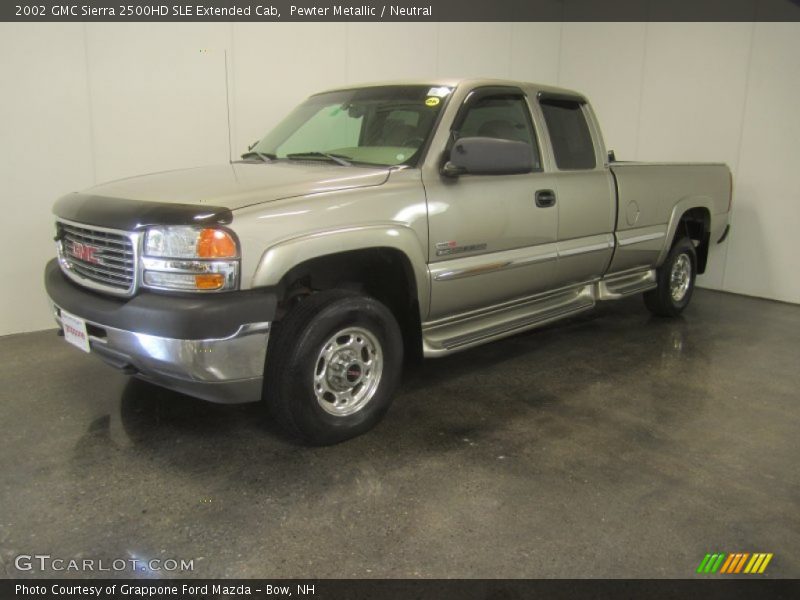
[70,241,102,265]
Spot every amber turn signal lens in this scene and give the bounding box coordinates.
[197,228,237,258]
[195,273,225,290]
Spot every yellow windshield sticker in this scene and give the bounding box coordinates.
[425,97,440,107]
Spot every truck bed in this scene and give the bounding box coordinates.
[607,161,731,274]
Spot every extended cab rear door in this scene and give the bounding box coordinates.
[535,93,616,287]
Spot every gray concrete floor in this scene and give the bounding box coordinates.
[1,289,798,579]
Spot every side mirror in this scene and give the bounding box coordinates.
[442,137,533,177]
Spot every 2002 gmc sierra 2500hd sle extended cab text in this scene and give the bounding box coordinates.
[45,79,732,444]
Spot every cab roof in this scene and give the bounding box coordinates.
[316,78,585,100]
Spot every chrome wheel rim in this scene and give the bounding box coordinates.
[313,327,383,417]
[670,253,692,302]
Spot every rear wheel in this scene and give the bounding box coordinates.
[264,290,403,445]
[644,237,697,317]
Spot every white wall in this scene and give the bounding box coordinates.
[0,21,798,336]
[557,22,800,303]
[723,23,800,302]
[0,24,95,336]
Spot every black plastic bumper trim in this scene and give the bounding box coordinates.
[45,259,276,340]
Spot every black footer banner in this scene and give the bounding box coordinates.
[4,579,800,600]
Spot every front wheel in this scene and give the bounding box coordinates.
[264,290,403,445]
[644,237,697,317]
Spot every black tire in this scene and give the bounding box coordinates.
[644,237,697,317]
[264,290,403,445]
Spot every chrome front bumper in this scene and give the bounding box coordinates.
[53,303,270,404]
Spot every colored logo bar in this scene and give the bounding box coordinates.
[696,553,773,574]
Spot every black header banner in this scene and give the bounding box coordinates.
[4,579,800,600]
[3,0,800,22]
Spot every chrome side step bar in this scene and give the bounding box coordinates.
[422,283,596,357]
[597,267,657,300]
[422,268,655,357]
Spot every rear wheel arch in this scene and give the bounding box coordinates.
[659,200,713,274]
[674,207,711,274]
[645,237,697,317]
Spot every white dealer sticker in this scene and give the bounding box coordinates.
[427,86,453,98]
[61,311,90,353]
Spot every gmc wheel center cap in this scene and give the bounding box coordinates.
[327,352,365,389]
[345,363,363,384]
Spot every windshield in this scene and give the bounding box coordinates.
[249,85,453,167]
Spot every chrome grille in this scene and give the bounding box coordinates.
[57,221,137,296]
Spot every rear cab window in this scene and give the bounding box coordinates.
[539,97,596,170]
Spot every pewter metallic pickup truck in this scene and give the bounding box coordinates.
[45,79,732,444]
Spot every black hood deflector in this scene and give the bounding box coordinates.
[53,193,233,230]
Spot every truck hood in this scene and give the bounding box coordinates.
[88,161,391,210]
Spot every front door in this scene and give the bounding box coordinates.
[424,87,560,321]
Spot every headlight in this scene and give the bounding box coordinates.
[142,226,239,292]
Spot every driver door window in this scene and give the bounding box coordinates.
[457,95,542,170]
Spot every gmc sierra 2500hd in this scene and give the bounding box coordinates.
[45,79,732,444]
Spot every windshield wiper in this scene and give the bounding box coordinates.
[286,151,352,167]
[240,150,277,163]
